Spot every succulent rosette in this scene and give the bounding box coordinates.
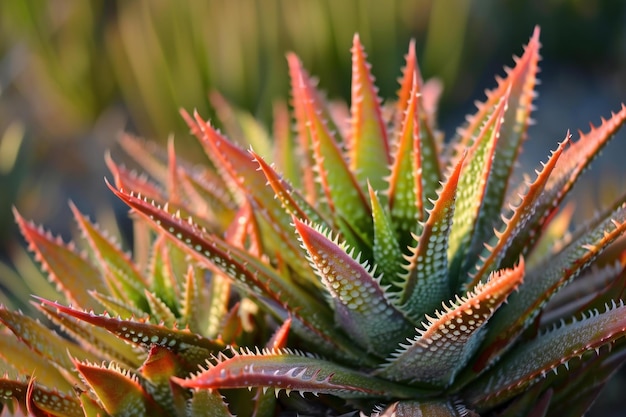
[2,27,626,417]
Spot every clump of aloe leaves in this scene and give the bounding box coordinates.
[2,26,626,417]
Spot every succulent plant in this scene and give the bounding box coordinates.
[3,26,626,416]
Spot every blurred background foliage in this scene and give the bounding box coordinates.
[0,0,625,414]
[1,0,625,237]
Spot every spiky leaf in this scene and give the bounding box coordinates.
[474,202,626,372]
[37,298,225,369]
[468,137,569,287]
[348,34,391,191]
[369,184,404,287]
[460,28,541,264]
[109,185,368,363]
[398,153,465,321]
[0,378,84,417]
[0,328,74,393]
[0,307,99,372]
[466,302,626,410]
[173,348,428,399]
[447,96,506,282]
[294,218,413,357]
[377,259,524,387]
[502,104,626,264]
[14,209,107,311]
[71,203,149,310]
[187,389,235,417]
[388,75,424,238]
[74,359,166,416]
[288,53,372,242]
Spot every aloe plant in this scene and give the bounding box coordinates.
[2,27,626,417]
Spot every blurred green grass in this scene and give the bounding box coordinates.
[2,0,624,140]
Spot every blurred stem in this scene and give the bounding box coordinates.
[0,122,24,175]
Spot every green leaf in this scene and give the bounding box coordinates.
[348,34,391,192]
[398,153,464,322]
[547,348,626,417]
[251,388,277,417]
[193,112,314,279]
[294,217,414,357]
[502,104,626,265]
[109,148,224,238]
[465,302,626,411]
[0,307,100,373]
[271,100,300,188]
[112,187,310,319]
[203,269,232,340]
[0,378,84,417]
[110,185,368,364]
[468,137,569,287]
[187,389,235,417]
[176,166,237,231]
[209,91,272,158]
[252,149,332,231]
[77,388,107,417]
[0,328,74,393]
[546,104,626,200]
[139,345,185,416]
[71,202,150,311]
[89,291,149,321]
[286,53,339,204]
[447,95,506,284]
[463,28,541,263]
[179,264,204,334]
[148,235,181,316]
[172,348,428,399]
[368,184,404,288]
[387,74,424,240]
[144,290,178,328]
[73,359,167,416]
[377,259,524,388]
[526,203,574,268]
[38,298,225,370]
[539,259,626,328]
[495,383,552,417]
[394,39,442,207]
[451,26,540,163]
[37,301,143,368]
[288,53,372,243]
[192,111,274,209]
[14,209,108,311]
[474,202,626,373]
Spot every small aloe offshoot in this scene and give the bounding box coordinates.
[3,27,626,416]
